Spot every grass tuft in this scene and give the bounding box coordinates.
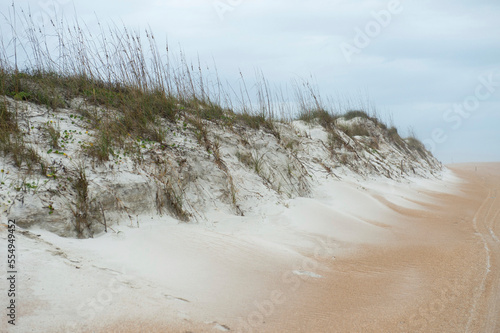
[156,183,190,222]
[0,100,42,172]
[235,113,280,139]
[72,165,91,238]
[44,123,60,149]
[387,126,404,147]
[340,124,370,137]
[298,109,337,129]
[2,71,66,110]
[0,100,17,147]
[343,110,371,121]
[406,136,427,156]
[342,110,387,130]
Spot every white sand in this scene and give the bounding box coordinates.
[0,167,461,332]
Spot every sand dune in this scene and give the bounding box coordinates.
[2,163,499,332]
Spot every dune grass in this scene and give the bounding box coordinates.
[0,84,42,172]
[0,4,429,168]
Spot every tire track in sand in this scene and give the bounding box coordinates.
[466,170,500,333]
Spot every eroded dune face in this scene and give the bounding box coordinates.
[1,94,441,239]
[3,163,499,333]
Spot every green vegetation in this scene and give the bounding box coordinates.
[298,109,337,129]
[44,122,61,149]
[0,97,42,172]
[342,110,387,129]
[0,10,395,169]
[406,136,427,156]
[0,100,16,147]
[0,71,181,163]
[0,71,66,110]
[340,123,371,137]
[0,6,438,233]
[234,112,280,139]
[72,165,91,238]
[343,110,371,121]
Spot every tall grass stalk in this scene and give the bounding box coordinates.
[0,4,428,159]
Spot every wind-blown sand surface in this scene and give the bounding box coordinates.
[2,163,499,332]
[265,163,500,333]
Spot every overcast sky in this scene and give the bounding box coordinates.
[3,0,500,163]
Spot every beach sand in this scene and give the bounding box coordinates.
[3,163,499,332]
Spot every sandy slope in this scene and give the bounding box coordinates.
[255,164,500,332]
[261,163,500,333]
[1,163,499,332]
